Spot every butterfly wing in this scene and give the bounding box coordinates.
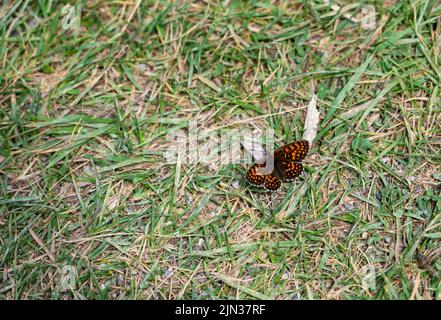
[278,140,309,162]
[278,161,303,182]
[246,161,281,191]
[263,173,281,191]
[245,162,266,186]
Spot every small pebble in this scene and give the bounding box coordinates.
[164,268,174,278]
[196,273,207,283]
[231,180,240,189]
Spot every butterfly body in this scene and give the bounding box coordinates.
[245,140,309,191]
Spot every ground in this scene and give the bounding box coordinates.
[0,0,440,299]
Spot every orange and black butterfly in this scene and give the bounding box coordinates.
[245,140,309,191]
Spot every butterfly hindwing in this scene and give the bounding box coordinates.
[263,173,281,191]
[246,161,281,191]
[279,161,303,181]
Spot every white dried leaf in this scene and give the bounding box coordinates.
[302,94,320,145]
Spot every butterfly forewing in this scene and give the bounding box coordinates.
[279,140,309,162]
[245,162,266,186]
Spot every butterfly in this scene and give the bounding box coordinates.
[245,140,309,191]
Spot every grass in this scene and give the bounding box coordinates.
[0,0,440,300]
